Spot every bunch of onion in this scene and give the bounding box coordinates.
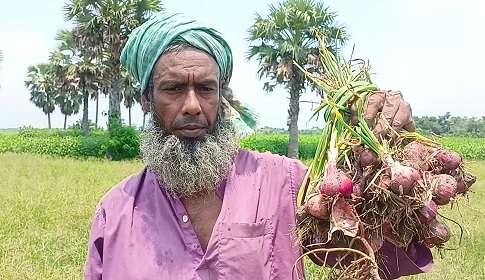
[293,31,388,280]
[293,30,476,280]
[400,141,477,203]
[295,37,428,212]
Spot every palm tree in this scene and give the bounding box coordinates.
[69,58,99,136]
[51,30,81,130]
[56,91,82,129]
[94,58,111,128]
[246,0,348,158]
[121,69,141,127]
[63,0,163,129]
[25,64,58,129]
[50,29,99,136]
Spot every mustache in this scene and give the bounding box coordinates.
[172,116,209,130]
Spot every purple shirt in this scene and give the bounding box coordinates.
[84,149,433,280]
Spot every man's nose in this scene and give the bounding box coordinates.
[182,89,202,116]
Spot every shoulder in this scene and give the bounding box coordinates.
[237,148,307,167]
[96,168,150,212]
[235,148,308,178]
[236,148,304,166]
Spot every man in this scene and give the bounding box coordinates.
[84,11,432,280]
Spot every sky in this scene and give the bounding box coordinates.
[0,0,484,130]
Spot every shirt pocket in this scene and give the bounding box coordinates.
[216,219,275,280]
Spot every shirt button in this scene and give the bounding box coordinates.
[191,243,198,251]
[182,215,189,223]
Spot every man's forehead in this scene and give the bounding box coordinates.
[153,50,221,81]
[153,69,220,82]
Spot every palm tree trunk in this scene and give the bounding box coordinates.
[95,91,99,128]
[142,112,146,130]
[108,66,122,129]
[287,85,301,159]
[106,67,122,160]
[82,91,89,137]
[64,114,67,129]
[128,107,132,127]
[48,113,51,129]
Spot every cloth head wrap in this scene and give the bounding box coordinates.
[121,11,259,138]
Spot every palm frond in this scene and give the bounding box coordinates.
[247,0,348,95]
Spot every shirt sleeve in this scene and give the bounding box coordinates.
[289,159,434,279]
[289,159,310,210]
[84,206,105,280]
[377,238,434,279]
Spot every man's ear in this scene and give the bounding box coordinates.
[142,91,151,113]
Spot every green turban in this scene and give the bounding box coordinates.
[121,11,259,138]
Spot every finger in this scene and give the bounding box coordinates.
[391,101,413,133]
[373,116,390,140]
[372,92,403,139]
[380,92,402,129]
[363,91,386,128]
[389,90,403,98]
[403,119,416,132]
[349,99,359,125]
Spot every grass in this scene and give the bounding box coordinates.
[0,153,484,279]
[0,153,144,280]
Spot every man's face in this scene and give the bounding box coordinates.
[140,46,239,198]
[146,47,220,141]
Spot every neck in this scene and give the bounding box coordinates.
[181,191,223,252]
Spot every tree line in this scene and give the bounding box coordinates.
[17,0,350,158]
[414,113,485,137]
[24,0,162,137]
[11,1,485,158]
[255,113,485,137]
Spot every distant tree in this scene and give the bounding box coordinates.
[51,30,81,129]
[449,116,467,135]
[63,0,163,129]
[256,126,288,135]
[246,0,348,158]
[414,116,443,135]
[55,91,82,129]
[50,28,99,136]
[93,61,111,128]
[437,112,451,134]
[25,64,57,129]
[414,113,485,137]
[121,69,142,127]
[463,117,485,135]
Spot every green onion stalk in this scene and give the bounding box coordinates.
[296,31,438,206]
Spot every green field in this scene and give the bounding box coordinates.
[0,153,484,279]
[3,129,485,161]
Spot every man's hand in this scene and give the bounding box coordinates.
[350,90,416,139]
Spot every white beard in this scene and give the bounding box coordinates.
[140,113,239,198]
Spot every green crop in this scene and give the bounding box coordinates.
[1,131,484,161]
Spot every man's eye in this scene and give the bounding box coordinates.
[165,86,182,91]
[199,87,214,92]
